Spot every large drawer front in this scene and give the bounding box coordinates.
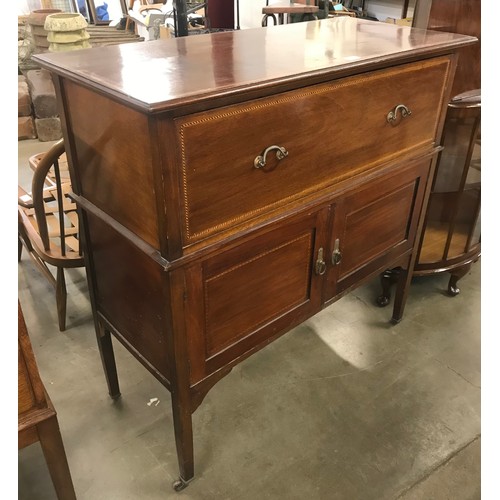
[176,57,451,246]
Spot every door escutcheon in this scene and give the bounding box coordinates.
[331,238,342,265]
[315,247,326,275]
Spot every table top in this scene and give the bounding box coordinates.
[262,5,319,13]
[34,17,476,113]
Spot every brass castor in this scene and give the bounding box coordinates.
[172,478,191,492]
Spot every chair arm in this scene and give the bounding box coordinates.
[138,4,165,14]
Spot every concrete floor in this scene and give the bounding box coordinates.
[18,139,481,499]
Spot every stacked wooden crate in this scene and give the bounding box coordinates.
[87,25,144,46]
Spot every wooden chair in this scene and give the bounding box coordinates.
[18,301,77,500]
[125,0,169,32]
[125,0,147,31]
[18,139,85,332]
[328,2,357,17]
[262,0,321,26]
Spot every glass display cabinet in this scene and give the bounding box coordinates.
[378,89,480,304]
[414,90,480,295]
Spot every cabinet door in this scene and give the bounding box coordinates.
[323,159,432,303]
[186,208,329,381]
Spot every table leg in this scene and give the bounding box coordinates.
[97,324,121,400]
[171,390,194,491]
[38,415,77,500]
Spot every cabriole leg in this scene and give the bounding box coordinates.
[448,263,472,296]
[376,267,401,307]
[391,267,410,324]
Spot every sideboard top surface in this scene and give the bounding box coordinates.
[34,17,475,113]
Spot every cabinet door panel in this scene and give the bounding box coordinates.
[187,209,329,380]
[325,159,432,300]
[339,183,414,276]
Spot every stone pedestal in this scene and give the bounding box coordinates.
[44,13,91,52]
[27,9,62,53]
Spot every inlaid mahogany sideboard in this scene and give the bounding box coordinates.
[34,19,476,490]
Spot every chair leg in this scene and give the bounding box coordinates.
[262,13,277,26]
[18,236,23,262]
[18,224,33,262]
[37,415,77,500]
[56,267,67,332]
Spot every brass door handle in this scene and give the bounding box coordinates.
[315,247,326,275]
[254,145,289,169]
[386,104,412,125]
[331,238,342,265]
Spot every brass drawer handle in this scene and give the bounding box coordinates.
[331,238,342,265]
[387,104,412,125]
[315,247,326,276]
[254,145,289,169]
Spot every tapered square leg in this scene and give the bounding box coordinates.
[96,324,121,400]
[171,391,194,491]
[37,415,77,500]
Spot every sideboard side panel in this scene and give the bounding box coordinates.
[86,212,171,382]
[62,80,160,249]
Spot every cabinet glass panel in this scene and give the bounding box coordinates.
[418,94,481,265]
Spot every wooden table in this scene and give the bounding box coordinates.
[262,4,319,26]
[33,18,476,491]
[18,302,76,500]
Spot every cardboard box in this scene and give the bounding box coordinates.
[160,26,172,39]
[385,17,413,26]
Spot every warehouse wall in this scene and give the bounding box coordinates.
[237,0,415,29]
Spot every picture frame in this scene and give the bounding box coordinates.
[87,0,126,25]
